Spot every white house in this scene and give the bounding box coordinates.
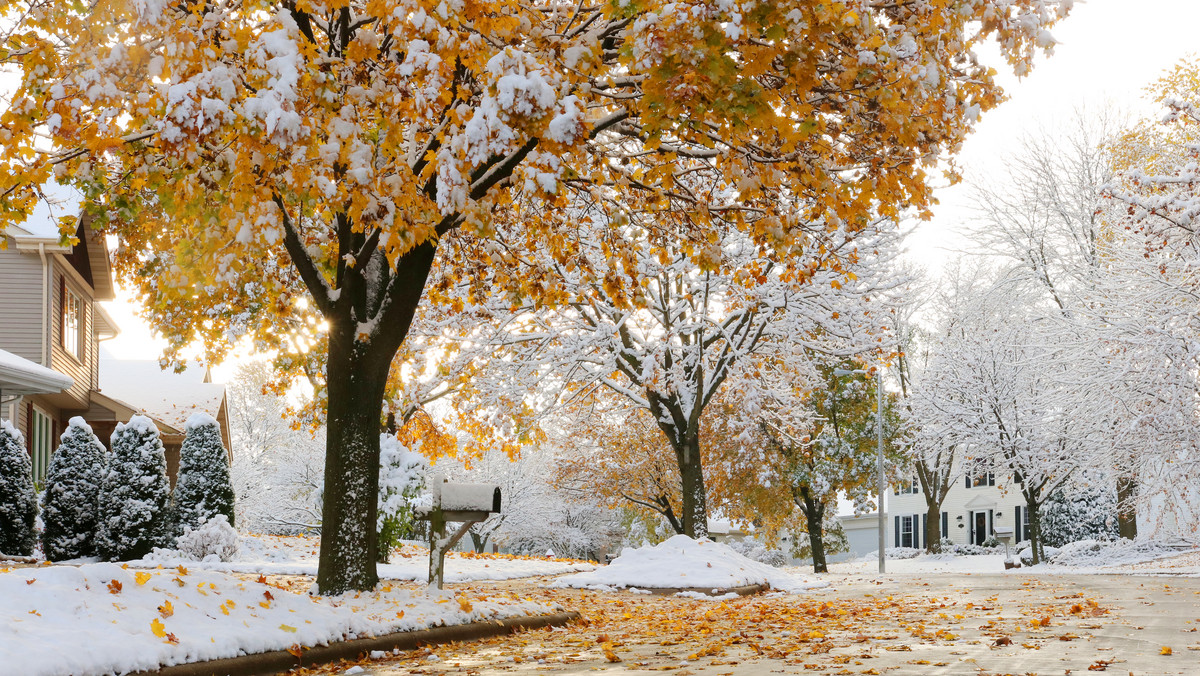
[888,469,1031,549]
[839,466,1033,554]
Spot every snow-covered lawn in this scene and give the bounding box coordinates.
[136,533,597,582]
[0,561,557,676]
[828,540,1200,577]
[552,535,826,595]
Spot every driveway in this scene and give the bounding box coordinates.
[299,572,1200,675]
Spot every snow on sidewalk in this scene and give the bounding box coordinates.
[551,535,826,595]
[135,533,597,582]
[0,562,557,676]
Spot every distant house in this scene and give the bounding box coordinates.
[838,467,1031,555]
[0,184,230,484]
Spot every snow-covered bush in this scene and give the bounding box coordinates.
[0,419,36,556]
[729,538,790,567]
[1018,544,1060,565]
[884,547,923,559]
[1041,488,1118,547]
[175,514,239,562]
[948,542,1004,556]
[96,416,172,561]
[41,418,107,560]
[173,413,236,536]
[377,434,427,561]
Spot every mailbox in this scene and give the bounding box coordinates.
[417,479,504,588]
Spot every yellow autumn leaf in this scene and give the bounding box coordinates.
[134,572,152,586]
[1162,646,1173,655]
[158,600,174,618]
[150,618,166,638]
[279,624,298,633]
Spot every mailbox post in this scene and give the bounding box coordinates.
[417,479,502,588]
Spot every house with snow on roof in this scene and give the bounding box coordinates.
[0,183,230,484]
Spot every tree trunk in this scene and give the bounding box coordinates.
[315,322,394,594]
[924,495,943,553]
[470,529,488,553]
[800,491,827,573]
[674,430,709,539]
[1116,475,1138,540]
[1027,499,1043,565]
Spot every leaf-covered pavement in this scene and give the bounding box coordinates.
[299,574,1200,675]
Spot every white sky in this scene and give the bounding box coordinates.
[907,0,1200,272]
[100,0,1200,377]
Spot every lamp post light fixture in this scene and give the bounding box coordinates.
[833,366,885,575]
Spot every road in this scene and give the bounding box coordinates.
[299,572,1200,675]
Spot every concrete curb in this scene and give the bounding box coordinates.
[131,611,581,676]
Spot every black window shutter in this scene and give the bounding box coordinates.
[920,513,927,549]
[941,511,948,540]
[894,516,900,550]
[965,475,971,489]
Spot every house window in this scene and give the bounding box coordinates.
[900,515,915,548]
[29,408,52,485]
[895,476,919,495]
[965,469,995,488]
[61,282,82,360]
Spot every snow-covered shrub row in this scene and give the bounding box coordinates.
[884,547,923,559]
[21,412,239,563]
[946,542,1004,556]
[0,419,36,556]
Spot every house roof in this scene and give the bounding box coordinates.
[0,348,74,397]
[6,182,115,301]
[98,354,227,434]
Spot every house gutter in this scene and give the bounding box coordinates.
[37,242,49,367]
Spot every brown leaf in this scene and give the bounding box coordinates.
[107,579,122,594]
[993,637,1013,646]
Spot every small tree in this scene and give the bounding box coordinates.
[41,417,107,560]
[96,416,172,561]
[173,413,236,536]
[0,419,36,557]
[376,434,427,563]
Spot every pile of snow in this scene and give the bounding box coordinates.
[0,562,556,676]
[552,535,825,594]
[140,533,596,582]
[1047,539,1184,568]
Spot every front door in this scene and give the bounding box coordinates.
[973,511,989,546]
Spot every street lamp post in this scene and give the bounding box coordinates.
[834,366,886,574]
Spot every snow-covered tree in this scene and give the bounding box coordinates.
[377,433,427,563]
[96,416,172,562]
[173,413,236,537]
[708,354,904,573]
[0,419,36,557]
[228,362,325,534]
[457,216,903,540]
[41,417,107,561]
[3,0,1070,591]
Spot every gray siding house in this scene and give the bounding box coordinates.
[1,187,230,483]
